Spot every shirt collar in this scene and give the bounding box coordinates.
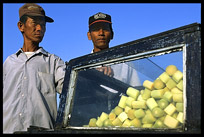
[15,47,48,57]
[15,48,24,56]
[35,47,49,56]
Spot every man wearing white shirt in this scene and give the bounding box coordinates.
[3,3,65,133]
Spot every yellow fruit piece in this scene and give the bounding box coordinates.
[153,119,165,128]
[137,94,146,101]
[176,112,184,124]
[143,80,154,90]
[130,118,141,128]
[152,107,165,118]
[146,98,158,110]
[132,101,147,109]
[159,72,171,83]
[163,91,173,102]
[163,86,170,92]
[176,80,183,90]
[176,103,183,112]
[172,70,183,83]
[112,117,122,126]
[142,123,153,128]
[151,89,165,99]
[114,106,123,115]
[173,93,183,103]
[166,65,178,76]
[118,112,128,122]
[124,106,131,114]
[126,87,140,100]
[99,112,108,122]
[158,116,166,122]
[127,109,136,120]
[164,115,179,128]
[141,88,151,100]
[171,87,182,94]
[142,113,156,124]
[134,108,145,119]
[118,95,127,108]
[125,97,135,107]
[153,79,165,89]
[172,112,178,119]
[145,109,151,114]
[109,112,116,121]
[164,103,176,116]
[103,119,113,127]
[96,118,103,127]
[122,119,131,127]
[158,98,169,109]
[88,118,97,127]
[166,78,177,90]
[140,89,144,95]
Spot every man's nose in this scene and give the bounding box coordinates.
[98,28,105,35]
[36,24,44,31]
[36,24,42,30]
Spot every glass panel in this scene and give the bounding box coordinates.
[69,51,184,129]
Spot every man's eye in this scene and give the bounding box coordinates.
[31,22,36,25]
[91,28,100,31]
[103,28,111,31]
[91,28,110,31]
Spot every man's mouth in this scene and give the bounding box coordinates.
[97,38,106,41]
[35,34,43,37]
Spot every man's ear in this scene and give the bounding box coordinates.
[87,31,92,40]
[17,21,24,33]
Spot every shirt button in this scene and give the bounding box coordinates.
[19,113,22,116]
[22,94,24,97]
[24,77,27,80]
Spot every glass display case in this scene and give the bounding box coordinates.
[68,50,184,128]
[18,23,200,134]
[59,46,186,133]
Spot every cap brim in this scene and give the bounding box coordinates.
[89,22,112,32]
[24,13,54,23]
[45,16,54,23]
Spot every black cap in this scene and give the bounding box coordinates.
[89,12,112,27]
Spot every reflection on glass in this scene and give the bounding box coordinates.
[69,51,184,129]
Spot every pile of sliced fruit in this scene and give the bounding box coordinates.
[86,65,184,128]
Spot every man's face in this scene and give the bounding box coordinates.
[88,23,113,51]
[19,16,46,43]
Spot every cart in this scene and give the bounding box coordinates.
[16,23,201,134]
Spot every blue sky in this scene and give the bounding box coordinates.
[3,3,201,62]
[3,3,201,107]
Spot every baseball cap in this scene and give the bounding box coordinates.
[89,12,112,27]
[89,12,113,33]
[19,3,54,23]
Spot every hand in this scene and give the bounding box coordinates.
[96,66,114,77]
